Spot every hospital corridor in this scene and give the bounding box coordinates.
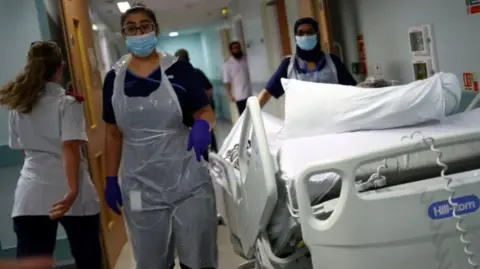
[1,0,480,269]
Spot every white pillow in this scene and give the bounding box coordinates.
[279,72,461,139]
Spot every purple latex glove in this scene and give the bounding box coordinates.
[187,119,212,162]
[105,176,123,215]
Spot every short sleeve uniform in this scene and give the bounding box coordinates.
[222,57,252,101]
[10,82,99,217]
[265,53,357,98]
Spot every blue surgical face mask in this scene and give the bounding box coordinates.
[125,32,158,57]
[295,35,318,51]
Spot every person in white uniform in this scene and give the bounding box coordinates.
[0,41,101,269]
[258,17,357,107]
[223,41,253,114]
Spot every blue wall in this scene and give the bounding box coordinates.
[157,32,209,77]
[200,27,232,120]
[157,30,232,120]
[0,0,44,145]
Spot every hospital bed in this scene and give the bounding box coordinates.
[209,97,480,269]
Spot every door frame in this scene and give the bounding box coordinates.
[297,0,334,52]
[56,1,127,268]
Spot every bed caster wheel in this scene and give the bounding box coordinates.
[217,215,224,225]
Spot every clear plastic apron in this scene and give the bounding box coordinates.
[111,53,212,209]
[287,53,339,84]
[111,53,218,269]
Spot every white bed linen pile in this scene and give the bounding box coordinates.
[280,72,462,139]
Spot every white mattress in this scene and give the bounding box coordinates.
[279,107,480,200]
[217,108,480,255]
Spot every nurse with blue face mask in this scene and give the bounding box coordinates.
[101,3,218,269]
[258,17,357,107]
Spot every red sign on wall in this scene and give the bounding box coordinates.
[467,0,480,14]
[464,72,473,88]
[463,72,478,92]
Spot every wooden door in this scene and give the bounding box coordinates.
[275,0,292,57]
[297,0,334,52]
[260,0,289,119]
[219,27,231,61]
[57,0,126,268]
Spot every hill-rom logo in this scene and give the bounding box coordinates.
[428,195,480,220]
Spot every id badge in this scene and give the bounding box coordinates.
[130,191,142,211]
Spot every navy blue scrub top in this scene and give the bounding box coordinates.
[265,53,357,98]
[102,60,209,127]
[195,68,213,91]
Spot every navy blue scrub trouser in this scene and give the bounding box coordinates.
[13,214,102,269]
[236,99,247,115]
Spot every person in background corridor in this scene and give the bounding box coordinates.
[0,41,101,269]
[223,41,252,115]
[102,3,218,269]
[257,17,357,107]
[175,48,218,152]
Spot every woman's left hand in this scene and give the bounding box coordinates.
[187,119,212,162]
[49,190,78,220]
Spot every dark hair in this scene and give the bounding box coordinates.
[229,41,241,51]
[175,49,190,61]
[0,41,62,113]
[120,2,159,30]
[294,17,319,34]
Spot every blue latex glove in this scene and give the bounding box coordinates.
[105,176,123,215]
[187,119,212,162]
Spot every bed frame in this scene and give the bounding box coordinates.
[210,97,480,269]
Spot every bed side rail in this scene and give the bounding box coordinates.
[295,129,480,242]
[209,152,238,200]
[235,96,278,258]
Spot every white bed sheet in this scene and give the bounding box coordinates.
[219,112,284,159]
[279,107,480,181]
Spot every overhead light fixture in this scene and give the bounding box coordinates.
[221,8,229,16]
[92,24,98,31]
[168,32,179,37]
[117,1,131,13]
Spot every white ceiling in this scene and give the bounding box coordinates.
[90,0,232,34]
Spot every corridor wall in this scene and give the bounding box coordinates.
[0,0,44,145]
[157,32,209,73]
[337,0,480,85]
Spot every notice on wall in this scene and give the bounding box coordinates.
[463,72,479,92]
[467,0,480,14]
